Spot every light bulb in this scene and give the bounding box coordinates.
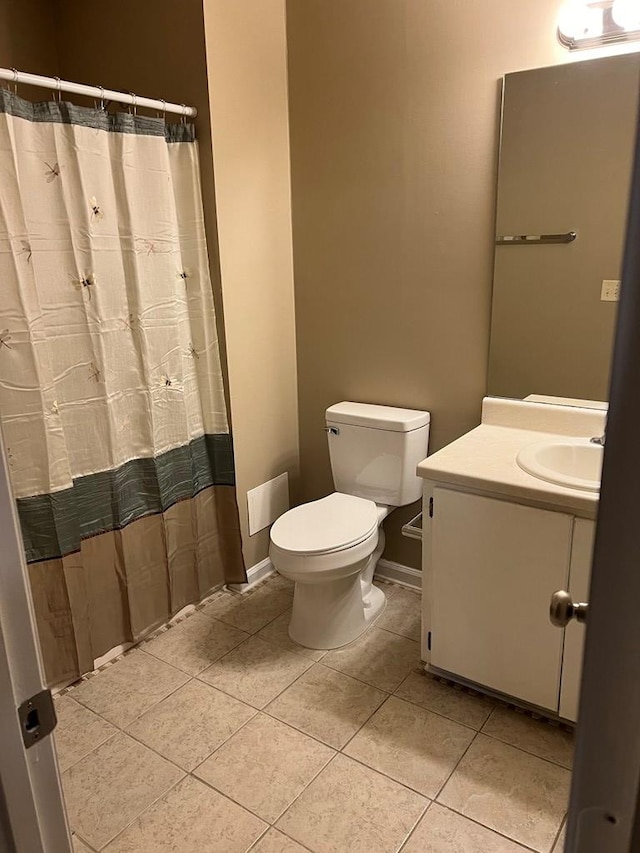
[612,0,640,30]
[558,0,604,40]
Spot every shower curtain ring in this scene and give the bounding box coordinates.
[157,99,166,120]
[180,103,187,125]
[96,86,106,112]
[52,76,62,103]
[10,68,18,95]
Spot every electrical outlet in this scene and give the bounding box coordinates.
[601,280,621,302]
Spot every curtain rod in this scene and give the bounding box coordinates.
[0,68,197,118]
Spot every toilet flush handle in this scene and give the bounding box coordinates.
[324,426,340,436]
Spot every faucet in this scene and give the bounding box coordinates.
[590,415,607,447]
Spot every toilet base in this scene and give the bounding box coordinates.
[288,574,386,650]
[287,529,387,650]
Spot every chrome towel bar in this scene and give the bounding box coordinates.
[496,231,577,245]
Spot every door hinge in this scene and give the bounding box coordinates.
[428,497,434,518]
[427,631,432,651]
[18,689,57,749]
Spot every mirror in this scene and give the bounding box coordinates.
[488,53,640,403]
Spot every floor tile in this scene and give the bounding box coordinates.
[56,579,570,853]
[395,671,494,730]
[263,573,295,595]
[376,586,422,642]
[553,822,567,852]
[54,695,117,772]
[199,636,312,709]
[104,775,266,853]
[267,664,386,748]
[143,612,249,675]
[126,680,256,770]
[257,610,327,661]
[195,714,334,823]
[401,803,530,852]
[276,754,427,853]
[70,650,189,728]
[438,734,571,852]
[71,835,92,853]
[62,732,184,850]
[482,706,574,769]
[344,696,475,798]
[202,586,292,633]
[322,627,420,692]
[250,828,310,852]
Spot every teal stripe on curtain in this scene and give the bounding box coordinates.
[0,89,195,141]
[17,433,235,563]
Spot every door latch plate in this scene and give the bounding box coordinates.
[18,689,57,749]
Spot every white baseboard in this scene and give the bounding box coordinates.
[227,556,275,593]
[227,555,419,594]
[375,558,422,590]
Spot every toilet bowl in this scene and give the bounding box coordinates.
[269,401,430,651]
[270,492,390,648]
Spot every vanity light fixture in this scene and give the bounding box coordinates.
[612,0,640,29]
[558,0,640,49]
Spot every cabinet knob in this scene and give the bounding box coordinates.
[549,590,589,627]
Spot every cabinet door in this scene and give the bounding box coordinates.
[560,518,595,722]
[431,488,572,710]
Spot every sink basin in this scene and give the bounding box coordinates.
[516,438,603,492]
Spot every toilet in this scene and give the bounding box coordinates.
[269,402,430,649]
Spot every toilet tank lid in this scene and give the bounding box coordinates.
[326,402,430,432]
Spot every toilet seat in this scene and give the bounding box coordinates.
[270,492,378,556]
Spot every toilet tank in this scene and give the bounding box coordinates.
[325,402,430,506]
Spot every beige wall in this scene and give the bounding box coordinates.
[0,0,59,97]
[489,55,639,401]
[286,0,637,568]
[204,0,300,569]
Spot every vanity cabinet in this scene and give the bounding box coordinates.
[426,486,594,719]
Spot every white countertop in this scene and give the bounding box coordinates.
[417,397,605,519]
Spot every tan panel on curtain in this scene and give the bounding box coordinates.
[62,551,94,676]
[28,560,79,687]
[215,486,246,584]
[206,485,246,585]
[31,487,236,686]
[121,514,171,641]
[164,498,200,613]
[82,531,131,658]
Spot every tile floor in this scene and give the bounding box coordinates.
[55,575,572,853]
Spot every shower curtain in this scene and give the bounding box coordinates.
[0,90,245,686]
